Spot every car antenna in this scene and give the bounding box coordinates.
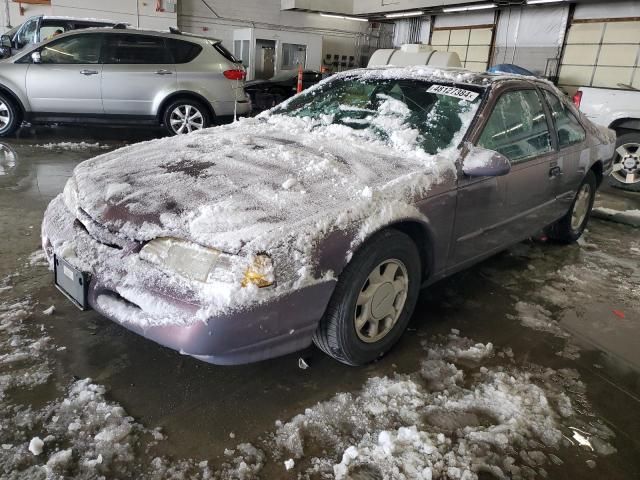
[113,23,127,29]
[169,27,181,35]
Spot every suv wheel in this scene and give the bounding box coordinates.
[0,94,21,137]
[546,170,597,243]
[607,132,640,192]
[163,99,211,136]
[313,229,422,366]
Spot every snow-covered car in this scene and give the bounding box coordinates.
[573,85,640,192]
[42,66,615,366]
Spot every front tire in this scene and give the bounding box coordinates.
[313,229,422,366]
[0,94,21,137]
[607,132,640,192]
[546,170,597,243]
[163,99,211,136]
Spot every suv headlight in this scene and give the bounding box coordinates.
[140,237,274,287]
[62,177,79,213]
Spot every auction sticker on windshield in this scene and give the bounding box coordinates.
[427,85,479,102]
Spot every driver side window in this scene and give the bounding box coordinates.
[478,89,552,164]
[40,34,102,64]
[16,19,38,48]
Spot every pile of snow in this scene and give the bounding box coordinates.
[270,331,615,479]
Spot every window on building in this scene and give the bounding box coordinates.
[282,43,306,69]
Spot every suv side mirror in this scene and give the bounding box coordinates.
[463,146,511,177]
[31,51,41,64]
[0,35,12,59]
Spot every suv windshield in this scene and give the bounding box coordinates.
[272,76,483,154]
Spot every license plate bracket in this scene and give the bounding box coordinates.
[54,255,90,311]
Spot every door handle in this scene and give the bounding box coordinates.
[80,69,99,76]
[155,69,173,75]
[549,166,562,178]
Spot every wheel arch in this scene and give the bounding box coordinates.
[156,91,216,123]
[346,218,435,283]
[0,84,26,116]
[590,160,604,188]
[609,117,640,133]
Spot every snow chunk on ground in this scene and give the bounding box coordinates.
[28,437,43,455]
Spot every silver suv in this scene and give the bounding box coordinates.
[0,27,251,136]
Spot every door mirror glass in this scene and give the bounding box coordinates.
[463,146,511,177]
[0,34,11,48]
[31,51,41,64]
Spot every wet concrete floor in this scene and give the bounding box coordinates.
[0,126,639,478]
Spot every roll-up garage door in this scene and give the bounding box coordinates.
[431,25,494,72]
[558,18,640,95]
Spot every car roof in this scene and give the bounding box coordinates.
[39,15,116,24]
[341,65,552,90]
[50,26,221,44]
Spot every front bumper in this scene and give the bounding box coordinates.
[42,195,336,365]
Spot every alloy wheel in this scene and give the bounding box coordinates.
[571,183,592,231]
[0,101,12,130]
[611,143,640,185]
[354,259,409,343]
[169,104,205,135]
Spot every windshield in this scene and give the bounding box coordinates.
[271,76,483,155]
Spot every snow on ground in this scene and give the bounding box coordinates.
[0,285,617,479]
[0,293,266,479]
[270,331,614,479]
[484,228,640,361]
[35,142,112,152]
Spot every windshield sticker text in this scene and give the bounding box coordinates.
[427,85,479,102]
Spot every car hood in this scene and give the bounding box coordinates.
[72,116,455,254]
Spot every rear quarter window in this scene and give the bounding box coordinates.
[168,39,203,64]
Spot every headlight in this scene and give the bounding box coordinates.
[140,237,274,287]
[62,177,79,213]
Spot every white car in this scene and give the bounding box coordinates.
[574,86,640,191]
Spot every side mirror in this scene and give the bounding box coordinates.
[31,51,41,64]
[0,35,11,59]
[463,146,511,177]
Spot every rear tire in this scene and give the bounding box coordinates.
[313,229,422,366]
[607,132,640,192]
[163,98,211,136]
[546,170,597,243]
[0,93,21,137]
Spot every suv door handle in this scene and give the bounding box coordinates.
[80,69,99,76]
[549,166,562,178]
[155,69,173,75]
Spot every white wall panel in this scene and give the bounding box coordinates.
[574,1,640,20]
[434,11,494,28]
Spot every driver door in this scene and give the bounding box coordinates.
[451,88,558,267]
[25,33,104,114]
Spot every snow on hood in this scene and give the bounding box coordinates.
[72,111,468,255]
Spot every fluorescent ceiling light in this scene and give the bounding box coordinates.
[442,3,497,12]
[527,0,567,4]
[385,11,424,18]
[320,13,368,22]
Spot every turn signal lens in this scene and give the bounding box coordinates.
[242,255,275,288]
[223,69,246,81]
[572,90,582,109]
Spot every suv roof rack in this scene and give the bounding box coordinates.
[169,27,181,35]
[113,23,128,29]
